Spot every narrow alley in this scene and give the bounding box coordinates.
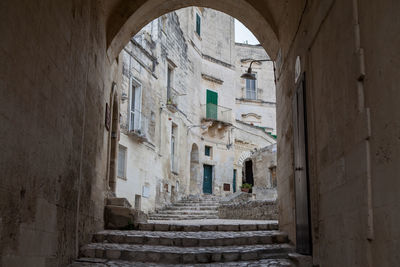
[1,1,399,267]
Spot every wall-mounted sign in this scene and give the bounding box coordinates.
[223,183,231,191]
[105,103,110,131]
[295,56,301,83]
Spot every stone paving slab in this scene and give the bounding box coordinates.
[81,243,294,264]
[71,258,293,266]
[93,230,288,246]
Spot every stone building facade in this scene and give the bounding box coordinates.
[115,7,276,212]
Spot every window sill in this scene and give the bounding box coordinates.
[194,31,202,41]
[118,176,127,181]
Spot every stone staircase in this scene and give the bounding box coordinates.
[148,195,220,220]
[73,220,295,266]
[71,195,299,266]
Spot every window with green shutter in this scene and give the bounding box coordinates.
[196,13,201,36]
[206,89,218,120]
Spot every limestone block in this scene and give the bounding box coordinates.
[104,205,147,230]
[106,197,132,208]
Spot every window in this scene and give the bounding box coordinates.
[206,89,218,120]
[129,78,142,131]
[171,123,178,173]
[245,77,257,100]
[196,13,201,36]
[167,66,173,102]
[205,145,212,156]
[117,145,127,179]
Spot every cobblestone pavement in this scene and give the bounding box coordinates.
[147,219,279,225]
[71,258,293,267]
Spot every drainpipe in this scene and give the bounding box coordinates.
[352,1,374,266]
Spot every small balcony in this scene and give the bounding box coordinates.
[166,87,180,113]
[126,110,149,142]
[201,103,233,125]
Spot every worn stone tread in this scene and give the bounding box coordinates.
[71,258,293,266]
[81,243,294,263]
[138,220,279,231]
[93,230,288,246]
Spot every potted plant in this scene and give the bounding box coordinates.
[240,183,252,193]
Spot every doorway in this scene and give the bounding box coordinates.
[233,169,237,193]
[203,164,213,194]
[293,74,312,255]
[244,160,254,186]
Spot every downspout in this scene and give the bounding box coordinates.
[352,1,374,266]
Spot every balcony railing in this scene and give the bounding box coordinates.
[127,110,149,140]
[201,103,232,124]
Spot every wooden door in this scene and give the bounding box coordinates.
[203,165,213,194]
[293,74,312,255]
[233,169,237,193]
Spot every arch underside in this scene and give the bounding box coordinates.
[106,0,280,61]
[238,151,252,166]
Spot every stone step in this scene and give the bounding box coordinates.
[93,230,288,247]
[148,216,219,220]
[151,210,218,215]
[174,201,219,205]
[165,206,218,210]
[71,257,293,266]
[137,222,279,231]
[81,243,294,264]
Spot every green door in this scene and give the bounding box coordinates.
[203,165,213,194]
[233,169,237,193]
[206,90,218,120]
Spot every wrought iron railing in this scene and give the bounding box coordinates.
[201,103,232,124]
[127,110,149,139]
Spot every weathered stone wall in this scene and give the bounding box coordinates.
[234,43,276,133]
[219,200,278,220]
[0,1,111,265]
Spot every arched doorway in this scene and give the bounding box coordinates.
[189,143,200,194]
[243,159,254,187]
[107,84,119,194]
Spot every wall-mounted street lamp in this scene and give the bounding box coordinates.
[240,59,270,80]
[186,124,208,135]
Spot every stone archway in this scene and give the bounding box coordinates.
[105,0,280,61]
[189,143,200,194]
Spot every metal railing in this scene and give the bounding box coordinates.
[127,110,149,139]
[167,87,182,107]
[201,103,232,124]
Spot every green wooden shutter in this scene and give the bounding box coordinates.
[206,90,218,120]
[196,14,201,36]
